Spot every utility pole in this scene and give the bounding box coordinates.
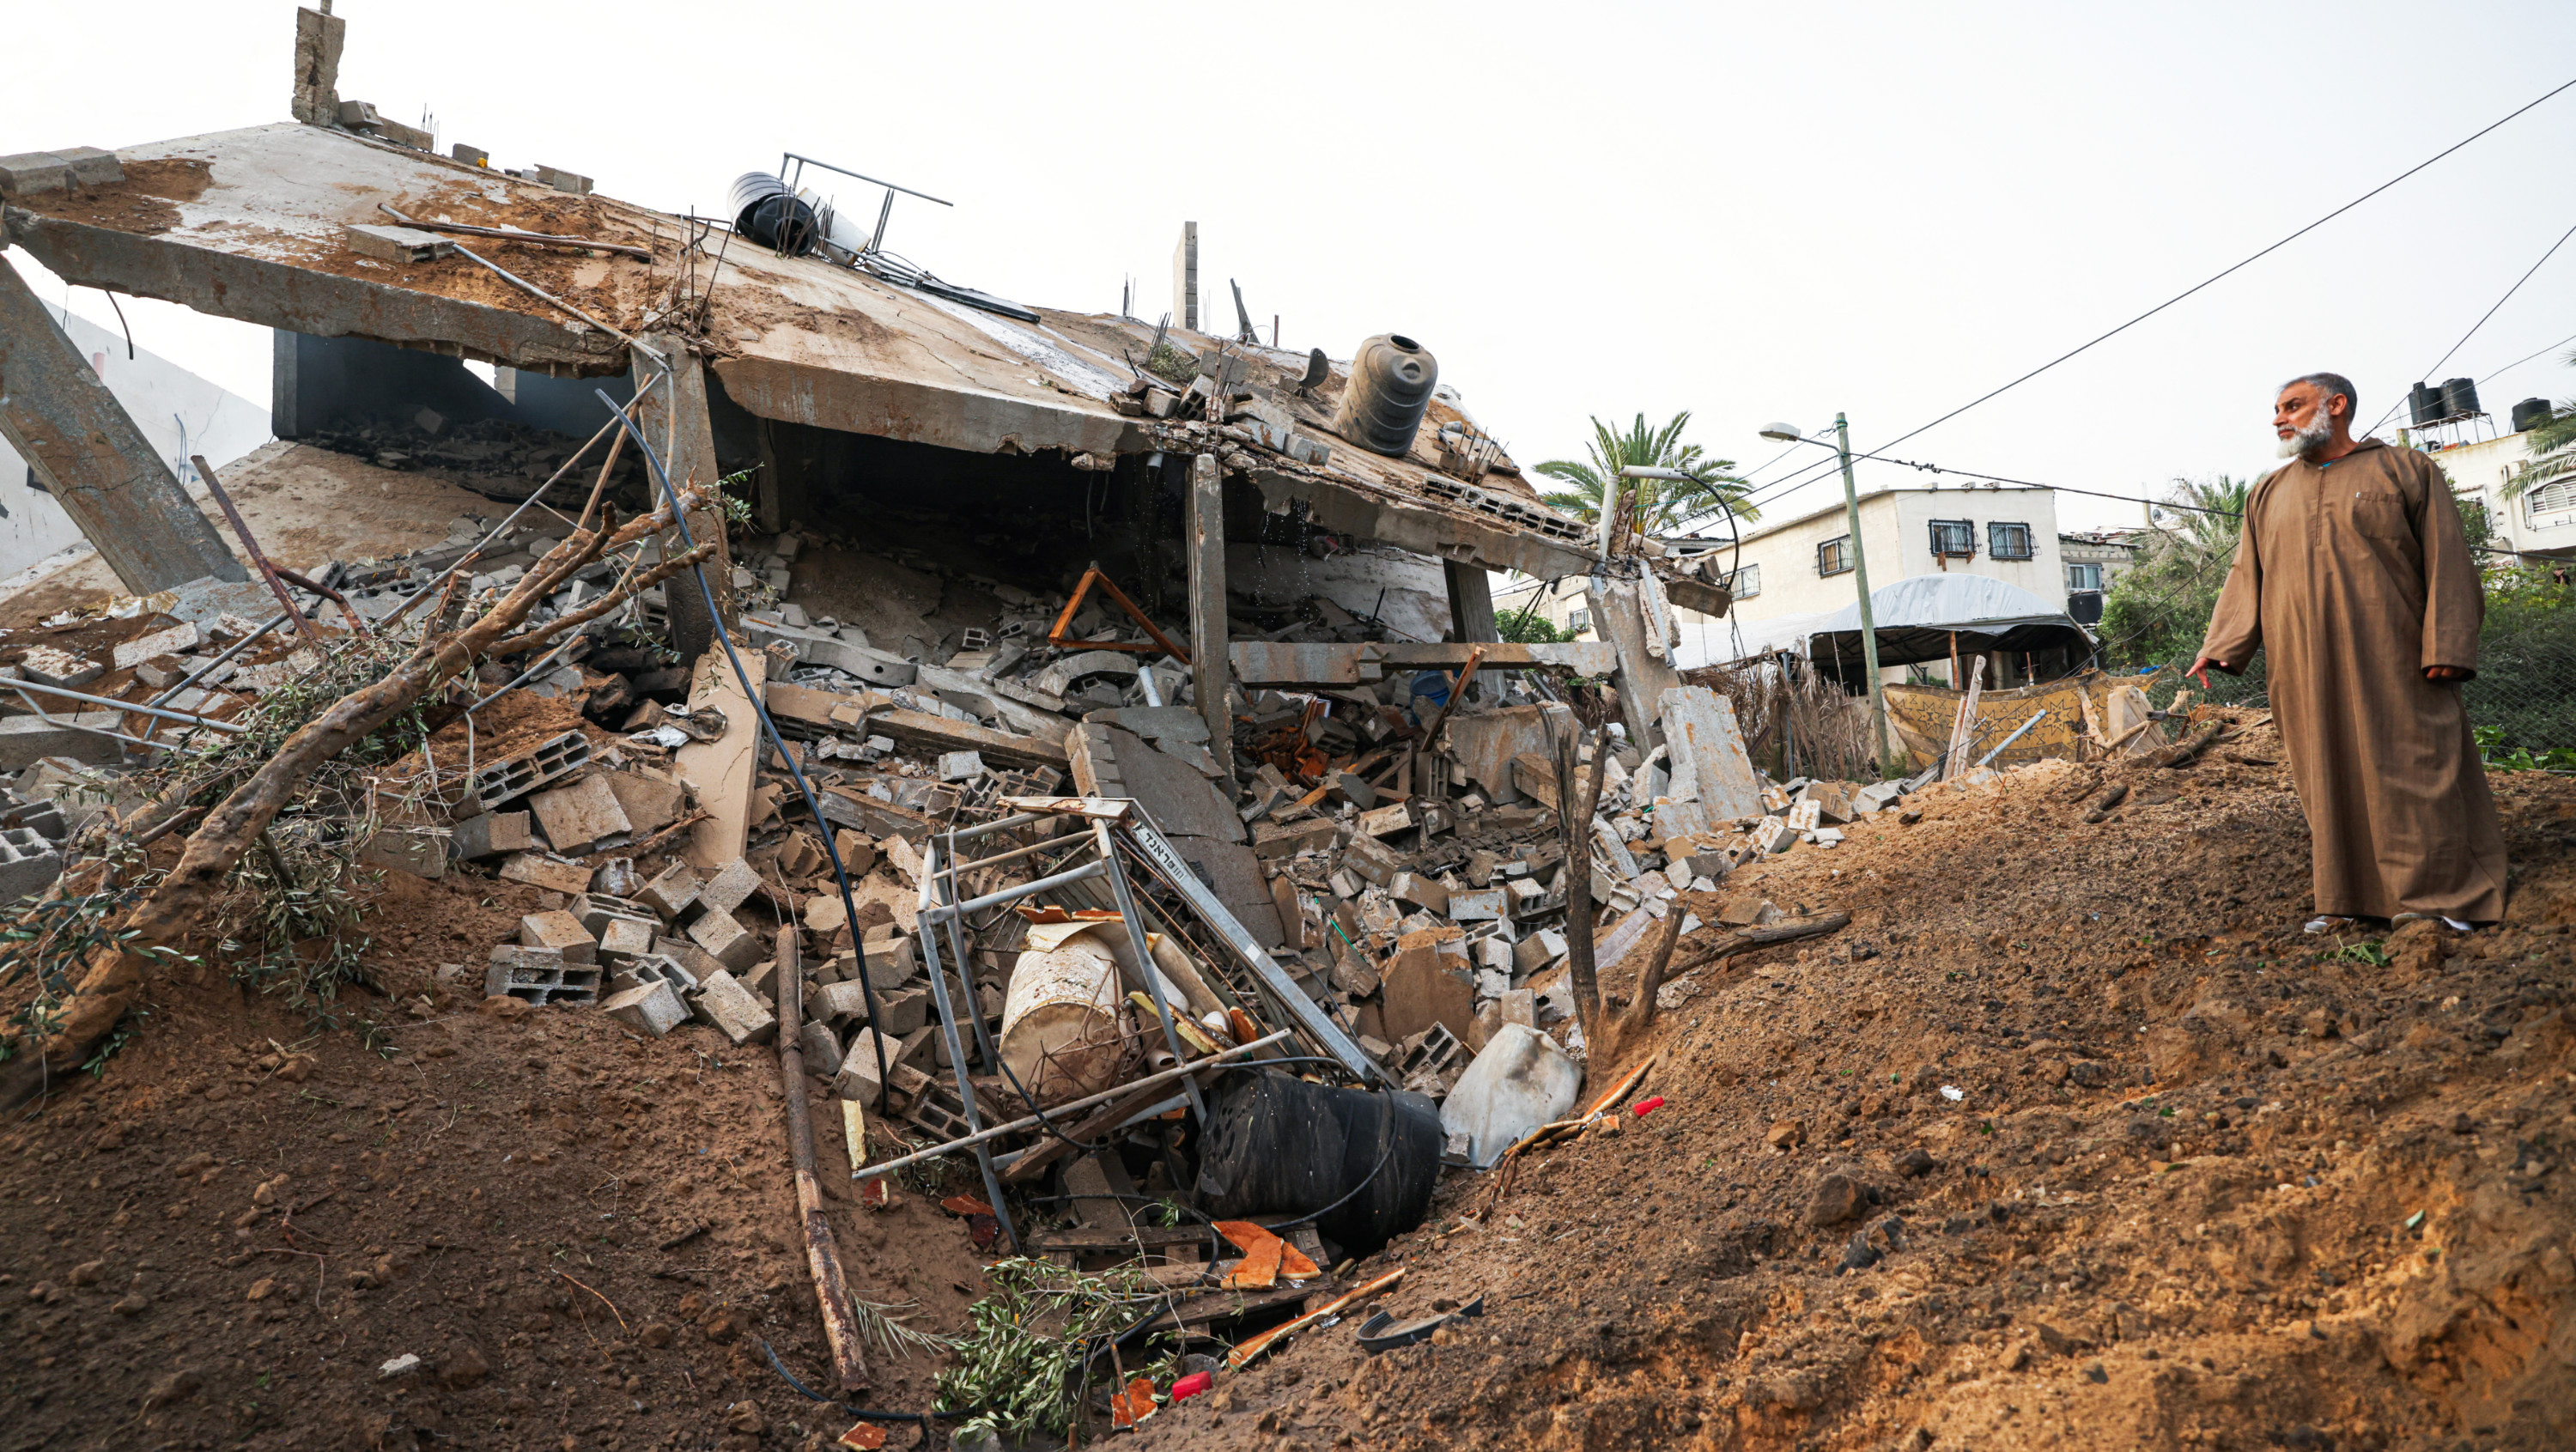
[1833,412,1893,778]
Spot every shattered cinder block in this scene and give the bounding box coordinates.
[1748,816,1798,855]
[470,730,591,808]
[0,826,64,902]
[518,909,597,965]
[1388,871,1449,915]
[111,622,199,671]
[15,647,102,690]
[799,1020,844,1078]
[528,773,632,855]
[497,852,593,896]
[484,945,600,1005]
[451,810,532,861]
[609,951,699,996]
[685,908,764,971]
[600,979,689,1037]
[637,860,700,919]
[693,969,776,1046]
[696,858,762,917]
[936,750,987,782]
[1449,888,1508,922]
[655,935,726,984]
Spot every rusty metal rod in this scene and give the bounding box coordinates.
[191,454,319,645]
[379,204,664,365]
[772,929,872,1392]
[270,565,368,636]
[387,216,653,261]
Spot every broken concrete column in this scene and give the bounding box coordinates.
[0,260,246,594]
[1186,453,1235,787]
[290,6,347,127]
[1583,574,1682,757]
[629,338,736,659]
[1444,558,1498,644]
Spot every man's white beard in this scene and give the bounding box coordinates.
[2278,406,2336,459]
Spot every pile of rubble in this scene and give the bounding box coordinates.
[301,411,648,503]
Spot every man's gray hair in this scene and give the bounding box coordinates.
[2281,372,2359,415]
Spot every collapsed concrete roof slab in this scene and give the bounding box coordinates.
[0,122,1607,576]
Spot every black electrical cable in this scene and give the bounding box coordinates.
[757,1338,976,1429]
[1261,1135,1394,1234]
[597,392,896,1120]
[2366,214,2576,435]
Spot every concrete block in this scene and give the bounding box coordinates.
[528,772,632,854]
[471,730,591,807]
[0,710,124,772]
[603,769,688,836]
[484,945,600,1005]
[1449,887,1507,921]
[111,621,199,671]
[451,811,532,860]
[518,909,597,965]
[50,146,122,187]
[1512,927,1567,975]
[601,980,689,1036]
[1853,781,1904,814]
[497,852,593,895]
[609,951,698,996]
[570,893,647,934]
[1657,686,1764,820]
[597,916,657,963]
[452,143,489,167]
[1786,799,1821,832]
[799,1021,844,1078]
[1748,816,1797,854]
[1357,803,1414,838]
[655,935,726,984]
[637,860,700,919]
[9,647,103,690]
[0,151,70,196]
[532,164,592,195]
[1475,935,1515,974]
[697,858,761,916]
[1388,871,1448,915]
[0,826,64,901]
[832,1029,902,1101]
[936,750,987,781]
[868,987,932,1036]
[0,788,66,842]
[590,857,641,898]
[343,223,453,264]
[693,969,776,1046]
[686,908,764,970]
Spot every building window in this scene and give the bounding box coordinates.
[2066,562,2103,591]
[1989,521,2033,560]
[2529,478,2576,522]
[1816,536,1852,576]
[1929,519,1976,557]
[1727,563,1761,599]
[1567,607,1591,633]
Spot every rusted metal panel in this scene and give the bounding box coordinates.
[3,209,617,374]
[0,258,244,592]
[1227,641,1618,688]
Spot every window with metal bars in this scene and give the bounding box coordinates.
[1989,521,2033,560]
[1816,536,1852,576]
[1929,519,1976,557]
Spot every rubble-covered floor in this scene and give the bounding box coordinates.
[2,714,2569,1449]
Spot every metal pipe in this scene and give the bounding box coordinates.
[946,828,1092,878]
[919,859,1109,923]
[6,677,248,732]
[9,690,185,753]
[909,843,1020,1253]
[466,637,580,714]
[1095,819,1209,1125]
[940,809,1050,846]
[1975,709,2049,769]
[853,1031,1293,1182]
[147,611,286,708]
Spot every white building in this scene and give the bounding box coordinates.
[0,299,270,580]
[1493,483,2074,683]
[2415,419,2576,561]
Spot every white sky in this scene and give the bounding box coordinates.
[7,1,2575,537]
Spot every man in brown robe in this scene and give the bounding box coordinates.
[2191,372,2506,926]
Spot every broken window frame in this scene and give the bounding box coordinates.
[1987,520,2034,560]
[1816,536,1853,577]
[1566,606,1591,632]
[1927,519,1976,559]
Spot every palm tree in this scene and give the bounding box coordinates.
[2097,475,2252,665]
[2506,396,2576,501]
[1535,412,1754,539]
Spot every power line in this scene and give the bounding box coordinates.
[1720,72,2576,525]
[2472,327,2576,390]
[2368,215,2576,434]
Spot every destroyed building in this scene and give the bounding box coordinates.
[0,6,1953,1431]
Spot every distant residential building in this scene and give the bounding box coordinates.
[2415,418,2576,561]
[2058,528,2146,624]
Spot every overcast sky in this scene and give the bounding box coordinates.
[7,1,2575,536]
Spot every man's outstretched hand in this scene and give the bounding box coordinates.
[2188,656,2231,689]
[2424,665,2471,683]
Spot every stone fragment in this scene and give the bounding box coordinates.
[498,852,592,895]
[112,622,200,671]
[528,773,632,854]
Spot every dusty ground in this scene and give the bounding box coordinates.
[4,713,2571,1450]
[1129,714,2576,1452]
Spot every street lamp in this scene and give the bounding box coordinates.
[1761,415,1894,780]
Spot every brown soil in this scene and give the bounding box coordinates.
[1128,714,2576,1452]
[5,711,2571,1451]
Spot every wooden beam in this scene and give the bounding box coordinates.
[1188,453,1235,785]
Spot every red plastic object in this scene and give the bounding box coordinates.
[1632,1097,1666,1118]
[1170,1371,1214,1402]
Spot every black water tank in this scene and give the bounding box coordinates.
[726,173,818,256]
[2068,590,2104,625]
[1194,1071,1440,1257]
[1330,334,1440,457]
[2512,397,2554,434]
[2408,382,2443,427]
[2440,377,2482,420]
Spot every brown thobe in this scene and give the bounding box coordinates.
[2200,437,2506,920]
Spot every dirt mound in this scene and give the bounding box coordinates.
[6,714,2571,1450]
[1126,716,2576,1452]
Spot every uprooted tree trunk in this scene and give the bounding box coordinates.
[0,493,714,1109]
